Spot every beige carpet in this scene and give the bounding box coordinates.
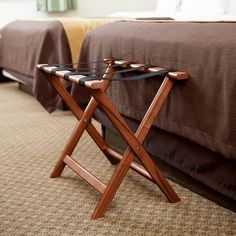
[0,82,235,236]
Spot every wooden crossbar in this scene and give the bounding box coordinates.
[37,59,189,219]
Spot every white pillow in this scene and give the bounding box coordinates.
[156,0,182,14]
[181,0,228,15]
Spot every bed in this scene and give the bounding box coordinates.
[76,20,236,211]
[0,18,112,112]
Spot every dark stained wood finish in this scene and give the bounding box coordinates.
[42,65,114,178]
[104,59,189,80]
[64,155,106,194]
[37,60,189,219]
[105,147,154,182]
[89,78,180,219]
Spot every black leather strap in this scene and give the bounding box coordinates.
[51,67,74,75]
[78,69,176,86]
[63,64,154,79]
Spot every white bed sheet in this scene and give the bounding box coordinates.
[108,11,236,21]
[108,0,236,21]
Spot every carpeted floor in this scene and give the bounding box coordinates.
[0,82,235,236]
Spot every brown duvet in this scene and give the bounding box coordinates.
[0,20,71,112]
[79,21,236,161]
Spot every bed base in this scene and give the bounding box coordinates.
[37,59,189,219]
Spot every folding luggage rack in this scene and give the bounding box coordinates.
[37,58,189,219]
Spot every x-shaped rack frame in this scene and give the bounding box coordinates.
[37,59,189,219]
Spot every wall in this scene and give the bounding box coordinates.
[0,0,157,27]
[77,0,157,17]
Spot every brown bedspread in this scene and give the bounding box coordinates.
[0,20,72,112]
[79,21,236,160]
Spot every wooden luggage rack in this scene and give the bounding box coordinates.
[37,59,189,219]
